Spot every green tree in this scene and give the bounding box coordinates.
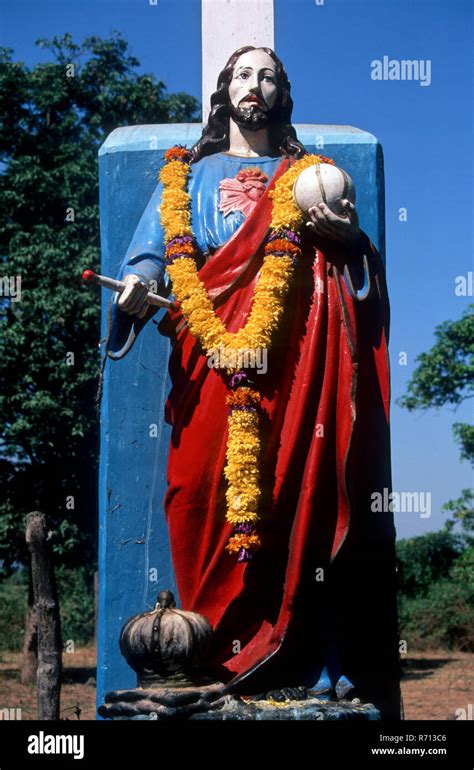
[397,545,474,651]
[397,305,473,534]
[442,488,474,548]
[397,305,473,464]
[396,530,462,598]
[0,33,199,571]
[397,307,474,649]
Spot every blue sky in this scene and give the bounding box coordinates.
[1,0,472,539]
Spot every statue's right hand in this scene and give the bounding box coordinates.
[117,274,149,318]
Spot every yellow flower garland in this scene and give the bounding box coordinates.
[159,147,333,560]
[224,409,260,526]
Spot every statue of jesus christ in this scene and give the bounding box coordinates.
[106,46,400,716]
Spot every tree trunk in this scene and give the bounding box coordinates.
[20,566,38,685]
[25,512,62,720]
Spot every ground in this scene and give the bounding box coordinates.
[0,647,472,720]
[400,650,473,720]
[0,646,97,721]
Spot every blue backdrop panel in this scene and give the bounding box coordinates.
[96,123,386,713]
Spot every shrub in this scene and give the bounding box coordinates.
[55,565,95,647]
[396,531,462,598]
[398,549,474,651]
[0,568,28,651]
[0,565,95,651]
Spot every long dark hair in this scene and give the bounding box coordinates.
[191,46,306,164]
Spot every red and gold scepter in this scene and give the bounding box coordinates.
[81,270,177,310]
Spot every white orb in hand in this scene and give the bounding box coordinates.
[292,163,355,218]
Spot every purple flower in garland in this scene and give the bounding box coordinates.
[235,523,259,561]
[270,249,299,264]
[228,405,258,414]
[167,235,195,248]
[268,228,302,246]
[229,369,250,388]
[235,522,255,535]
[237,547,252,563]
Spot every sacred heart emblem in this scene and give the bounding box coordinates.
[219,168,269,218]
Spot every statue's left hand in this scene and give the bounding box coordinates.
[306,200,361,247]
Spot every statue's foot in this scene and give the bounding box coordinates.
[308,667,358,702]
[334,676,357,702]
[241,674,357,704]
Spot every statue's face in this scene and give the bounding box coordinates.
[228,49,278,131]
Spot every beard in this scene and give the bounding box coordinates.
[229,101,271,132]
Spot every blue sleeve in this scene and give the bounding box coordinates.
[117,180,168,288]
[107,180,169,360]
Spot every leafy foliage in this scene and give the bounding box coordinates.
[397,519,474,650]
[442,488,474,547]
[0,34,199,569]
[397,305,473,465]
[452,423,474,465]
[0,566,95,651]
[396,531,462,599]
[397,305,473,411]
[397,307,473,649]
[398,548,474,651]
[54,564,95,646]
[0,569,27,651]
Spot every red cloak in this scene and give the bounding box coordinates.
[160,157,396,694]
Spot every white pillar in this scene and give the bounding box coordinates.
[202,0,274,122]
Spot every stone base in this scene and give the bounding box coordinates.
[191,696,380,721]
[99,686,380,721]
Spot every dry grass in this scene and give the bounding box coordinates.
[0,645,96,721]
[401,649,474,720]
[0,646,472,720]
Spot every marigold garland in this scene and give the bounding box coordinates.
[159,146,334,561]
[226,387,261,408]
[224,408,260,526]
